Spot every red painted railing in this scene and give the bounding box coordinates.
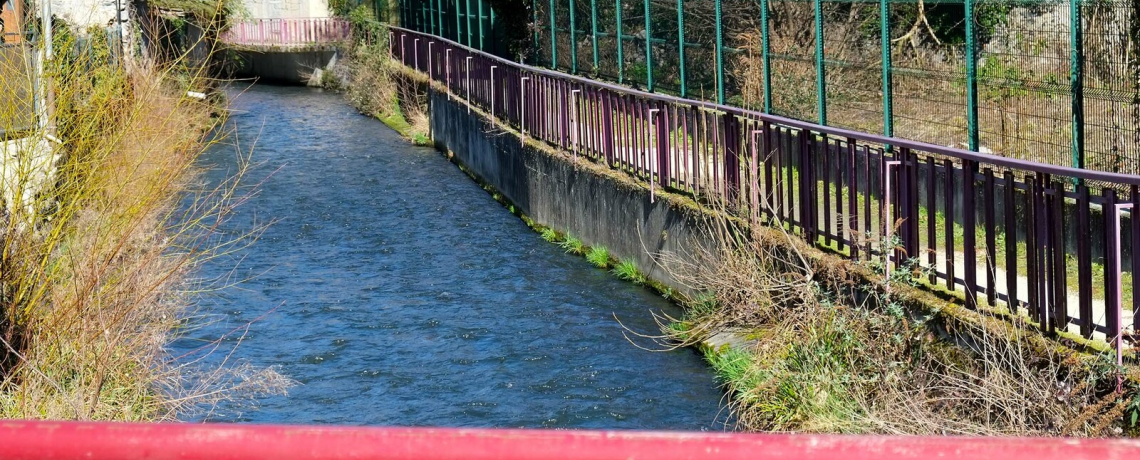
[389,26,1140,355]
[222,18,351,46]
[1,420,1139,459]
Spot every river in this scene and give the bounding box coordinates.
[172,84,727,429]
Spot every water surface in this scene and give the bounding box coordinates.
[175,84,727,429]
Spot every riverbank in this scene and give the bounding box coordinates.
[334,16,1140,436]
[0,23,287,420]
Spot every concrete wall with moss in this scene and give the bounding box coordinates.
[427,88,714,292]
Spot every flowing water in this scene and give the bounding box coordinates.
[173,84,727,429]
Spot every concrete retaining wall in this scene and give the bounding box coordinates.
[427,89,712,291]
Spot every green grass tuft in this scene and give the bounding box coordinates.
[540,228,559,242]
[612,259,647,285]
[585,246,610,268]
[560,235,585,255]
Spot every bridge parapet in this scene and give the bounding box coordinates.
[222,18,350,48]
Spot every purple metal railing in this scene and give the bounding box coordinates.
[222,18,351,46]
[390,26,1140,353]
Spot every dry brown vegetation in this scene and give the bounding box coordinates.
[338,12,430,145]
[0,19,289,420]
[650,205,1140,435]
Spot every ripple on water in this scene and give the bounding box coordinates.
[176,84,729,430]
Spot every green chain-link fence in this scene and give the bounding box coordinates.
[522,0,1140,174]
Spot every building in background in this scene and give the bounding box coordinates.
[1,0,23,43]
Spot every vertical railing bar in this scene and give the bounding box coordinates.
[944,158,956,291]
[1078,184,1093,336]
[984,168,997,307]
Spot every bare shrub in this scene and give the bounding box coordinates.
[0,13,290,420]
[650,196,1135,435]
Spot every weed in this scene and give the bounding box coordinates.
[612,260,647,285]
[586,246,610,268]
[560,235,585,255]
[540,228,558,242]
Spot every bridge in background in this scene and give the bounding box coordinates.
[220,17,350,84]
[222,17,351,47]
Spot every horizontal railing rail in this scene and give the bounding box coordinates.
[1,420,1139,459]
[222,18,351,46]
[390,26,1140,356]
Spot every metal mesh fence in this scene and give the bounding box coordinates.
[520,0,1140,175]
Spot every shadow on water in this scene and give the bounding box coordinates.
[173,84,729,429]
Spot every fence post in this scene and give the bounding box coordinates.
[438,0,445,40]
[429,0,437,35]
[478,0,485,50]
[880,0,892,137]
[676,0,686,97]
[570,0,578,73]
[813,0,826,124]
[714,0,724,104]
[1070,0,1085,173]
[532,0,539,62]
[643,0,653,90]
[549,0,557,67]
[616,0,623,83]
[964,0,979,150]
[760,0,771,113]
[456,0,463,47]
[591,0,599,71]
[466,0,474,45]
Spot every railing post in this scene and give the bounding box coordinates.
[573,89,582,160]
[466,56,473,113]
[429,41,434,79]
[446,48,452,100]
[725,113,741,204]
[884,160,901,278]
[648,108,660,201]
[963,159,977,309]
[549,0,557,67]
[521,75,530,140]
[1114,203,1132,377]
[414,38,419,71]
[490,65,497,127]
[813,0,826,124]
[601,90,614,165]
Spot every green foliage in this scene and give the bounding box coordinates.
[585,246,610,268]
[611,260,646,285]
[346,4,385,40]
[559,235,585,255]
[540,228,558,242]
